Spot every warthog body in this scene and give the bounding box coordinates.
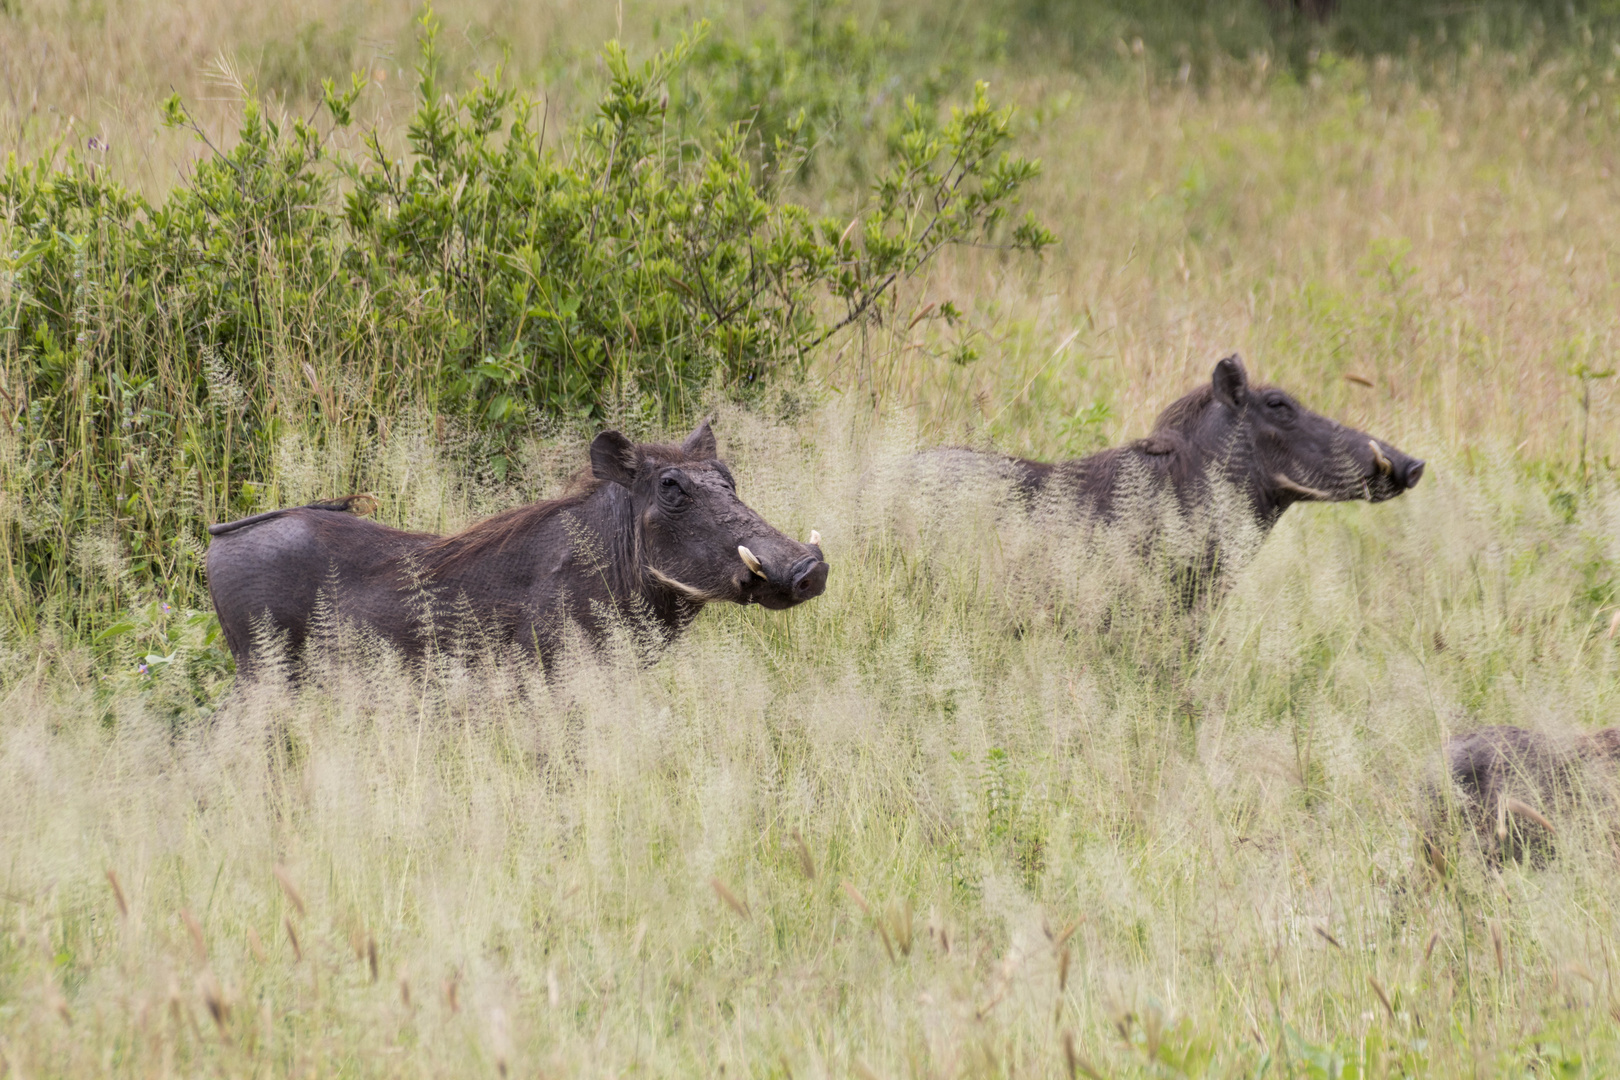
[1424,725,1620,869]
[909,354,1424,598]
[206,422,828,678]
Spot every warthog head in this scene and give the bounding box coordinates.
[590,420,829,610]
[1422,725,1620,871]
[1183,354,1425,516]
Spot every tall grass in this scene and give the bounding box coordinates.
[1,406,1618,1074]
[4,0,1620,1074]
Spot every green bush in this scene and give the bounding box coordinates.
[0,9,1050,636]
[676,0,982,186]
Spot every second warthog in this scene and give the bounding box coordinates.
[902,353,1425,602]
[206,420,828,679]
[1423,725,1620,870]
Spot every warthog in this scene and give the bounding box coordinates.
[206,421,828,678]
[909,353,1424,600]
[1423,725,1620,870]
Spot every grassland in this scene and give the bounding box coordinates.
[4,0,1620,1075]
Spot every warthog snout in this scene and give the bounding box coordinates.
[1365,438,1426,501]
[1370,439,1424,488]
[737,539,829,609]
[789,555,830,599]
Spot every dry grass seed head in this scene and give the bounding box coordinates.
[284,917,302,964]
[179,908,206,961]
[710,878,751,920]
[790,828,816,880]
[104,870,128,918]
[272,864,306,917]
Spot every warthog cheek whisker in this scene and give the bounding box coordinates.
[1273,473,1332,501]
[647,566,718,602]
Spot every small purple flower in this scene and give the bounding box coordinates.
[160,602,172,614]
[137,663,149,675]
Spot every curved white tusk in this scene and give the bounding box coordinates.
[1369,440,1393,475]
[809,530,821,547]
[738,545,766,578]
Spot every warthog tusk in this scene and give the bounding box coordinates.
[1274,473,1332,501]
[1369,440,1393,475]
[1505,797,1556,834]
[809,529,821,547]
[738,545,766,578]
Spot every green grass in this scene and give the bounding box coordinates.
[4,0,1620,1074]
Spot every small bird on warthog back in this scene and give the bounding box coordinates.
[205,420,828,682]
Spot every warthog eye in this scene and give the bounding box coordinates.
[1264,393,1295,421]
[659,474,689,508]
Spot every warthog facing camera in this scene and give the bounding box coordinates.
[206,421,828,679]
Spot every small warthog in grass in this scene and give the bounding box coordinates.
[906,354,1424,603]
[1423,725,1620,870]
[206,421,828,679]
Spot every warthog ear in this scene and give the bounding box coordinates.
[1212,353,1249,409]
[590,431,641,486]
[681,417,718,459]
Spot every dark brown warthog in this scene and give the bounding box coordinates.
[1423,725,1620,870]
[1006,352,1423,533]
[206,421,828,678]
[915,354,1424,598]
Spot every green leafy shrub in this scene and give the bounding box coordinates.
[0,8,1050,637]
[676,0,978,185]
